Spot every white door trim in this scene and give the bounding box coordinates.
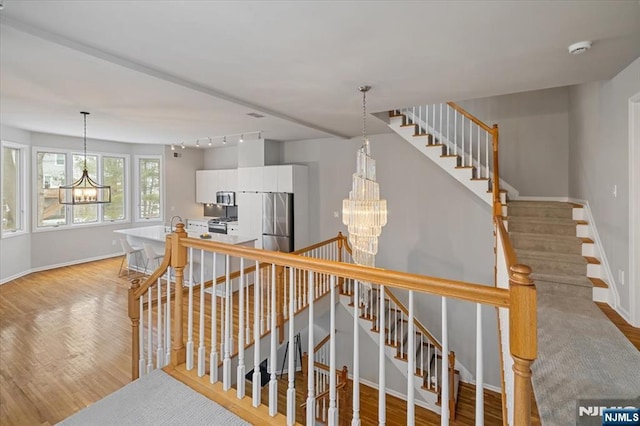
[629,93,640,327]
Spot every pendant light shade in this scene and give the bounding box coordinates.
[59,112,111,205]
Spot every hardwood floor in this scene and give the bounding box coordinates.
[596,302,640,351]
[0,257,133,426]
[1,258,573,425]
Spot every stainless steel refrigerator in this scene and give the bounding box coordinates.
[262,192,294,252]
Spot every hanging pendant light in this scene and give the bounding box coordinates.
[58,112,111,205]
[342,86,387,267]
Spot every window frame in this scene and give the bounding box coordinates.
[1,141,29,238]
[32,146,130,232]
[133,154,164,223]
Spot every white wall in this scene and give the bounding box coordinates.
[568,57,640,321]
[0,125,32,281]
[457,87,570,197]
[283,132,500,387]
[164,145,202,222]
[204,145,238,169]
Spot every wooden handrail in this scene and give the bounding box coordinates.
[314,333,332,354]
[292,235,342,255]
[299,381,347,408]
[384,288,442,352]
[492,124,501,217]
[447,101,493,133]
[495,216,518,272]
[180,237,510,307]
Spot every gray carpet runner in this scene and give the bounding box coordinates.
[58,369,250,426]
[508,201,640,425]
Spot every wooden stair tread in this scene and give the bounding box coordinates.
[589,277,608,288]
[580,237,595,244]
[413,133,432,137]
[585,256,601,265]
[470,177,489,181]
[577,220,588,225]
[570,202,584,208]
[455,166,474,169]
[440,154,459,158]
[400,123,417,128]
[486,189,508,193]
[426,143,444,147]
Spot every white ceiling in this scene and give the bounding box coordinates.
[1,0,639,146]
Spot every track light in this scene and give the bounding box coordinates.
[239,134,244,143]
[208,137,212,147]
[223,136,227,145]
[171,144,175,151]
[196,139,200,148]
[181,142,185,149]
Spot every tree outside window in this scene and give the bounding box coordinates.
[138,158,161,220]
[2,146,20,232]
[72,154,98,224]
[37,152,66,227]
[103,156,125,221]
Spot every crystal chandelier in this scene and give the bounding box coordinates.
[342,86,388,267]
[59,112,111,205]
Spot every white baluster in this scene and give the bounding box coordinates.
[439,104,443,150]
[432,104,436,144]
[287,268,296,426]
[237,258,246,399]
[462,116,466,166]
[328,275,337,426]
[210,253,218,383]
[485,131,490,179]
[476,303,484,426]
[407,291,415,426]
[186,248,194,371]
[157,277,164,369]
[147,288,152,373]
[412,106,415,125]
[306,271,316,424]
[269,265,278,416]
[468,121,473,169]
[246,265,250,344]
[253,260,262,407]
[446,105,450,155]
[477,125,481,176]
[223,255,231,391]
[378,284,386,425]
[441,297,449,425]
[352,279,361,426]
[420,333,424,376]
[418,105,422,133]
[165,267,171,366]
[139,295,145,375]
[261,267,267,334]
[454,111,458,156]
[198,250,205,377]
[427,343,431,390]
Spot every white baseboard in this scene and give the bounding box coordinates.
[462,379,502,394]
[0,252,123,285]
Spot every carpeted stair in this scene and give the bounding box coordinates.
[507,201,594,294]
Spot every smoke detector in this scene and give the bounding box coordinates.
[568,41,592,55]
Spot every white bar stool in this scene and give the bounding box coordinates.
[119,238,144,277]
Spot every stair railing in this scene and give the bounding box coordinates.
[130,224,535,425]
[340,234,459,419]
[393,102,502,216]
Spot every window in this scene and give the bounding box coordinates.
[35,148,129,229]
[1,142,27,235]
[103,156,125,221]
[36,151,66,227]
[136,156,162,221]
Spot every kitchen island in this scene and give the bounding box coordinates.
[114,225,256,290]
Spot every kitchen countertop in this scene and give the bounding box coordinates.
[114,225,255,245]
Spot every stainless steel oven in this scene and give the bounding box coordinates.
[208,220,227,234]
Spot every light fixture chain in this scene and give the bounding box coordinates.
[83,112,88,171]
[362,88,367,143]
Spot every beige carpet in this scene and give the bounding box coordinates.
[508,201,640,425]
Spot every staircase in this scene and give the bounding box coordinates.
[506,200,609,301]
[386,103,518,215]
[338,282,461,417]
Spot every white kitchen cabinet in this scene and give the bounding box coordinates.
[262,166,278,192]
[227,223,240,236]
[237,192,263,248]
[226,170,238,192]
[277,165,294,193]
[196,170,216,204]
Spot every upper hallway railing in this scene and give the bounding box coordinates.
[127,222,535,425]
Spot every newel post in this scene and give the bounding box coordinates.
[492,124,502,218]
[128,278,141,380]
[509,264,536,426]
[171,223,188,366]
[337,232,344,293]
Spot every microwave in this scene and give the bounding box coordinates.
[216,191,235,206]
